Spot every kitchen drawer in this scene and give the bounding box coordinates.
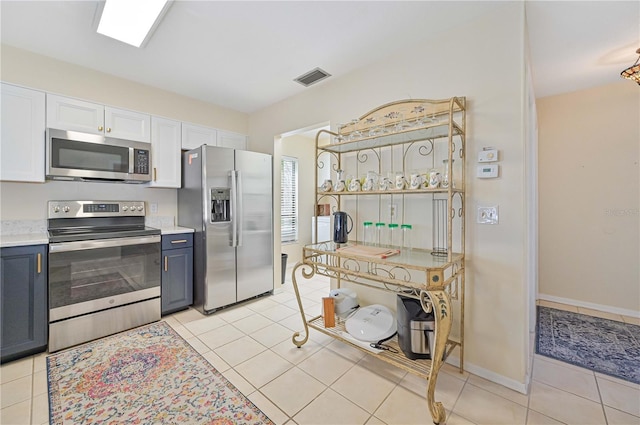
[162,233,193,250]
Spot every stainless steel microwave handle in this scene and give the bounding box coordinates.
[49,235,160,253]
[128,147,135,174]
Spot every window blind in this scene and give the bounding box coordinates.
[281,156,298,243]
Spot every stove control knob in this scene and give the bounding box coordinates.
[63,206,70,213]
[137,206,143,211]
[53,206,60,213]
[123,206,128,211]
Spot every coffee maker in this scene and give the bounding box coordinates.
[396,295,435,360]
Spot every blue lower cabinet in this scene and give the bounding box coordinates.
[161,234,193,315]
[1,244,48,363]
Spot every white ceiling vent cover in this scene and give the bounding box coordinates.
[294,67,331,87]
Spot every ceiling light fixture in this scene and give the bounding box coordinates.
[620,48,640,85]
[97,0,171,48]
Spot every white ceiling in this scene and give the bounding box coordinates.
[1,1,638,114]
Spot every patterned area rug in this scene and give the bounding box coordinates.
[47,321,274,424]
[536,306,640,384]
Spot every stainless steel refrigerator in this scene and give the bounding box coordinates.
[178,145,273,313]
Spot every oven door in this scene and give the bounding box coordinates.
[48,235,161,321]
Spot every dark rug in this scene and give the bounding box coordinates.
[536,306,640,384]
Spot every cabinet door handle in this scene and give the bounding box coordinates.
[170,239,188,244]
[37,253,42,274]
[98,125,104,131]
[153,167,157,182]
[107,127,111,133]
[164,256,168,272]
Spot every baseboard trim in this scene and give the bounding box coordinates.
[446,355,528,395]
[538,293,640,319]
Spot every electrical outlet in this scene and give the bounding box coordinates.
[477,205,498,224]
[389,203,397,219]
[150,203,158,214]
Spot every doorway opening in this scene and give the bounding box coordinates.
[275,123,329,282]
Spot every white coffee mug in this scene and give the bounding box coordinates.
[321,179,333,192]
[409,173,423,190]
[428,171,441,188]
[334,180,346,192]
[363,178,374,191]
[395,174,407,190]
[379,177,391,191]
[348,179,361,192]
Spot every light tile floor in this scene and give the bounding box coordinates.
[2,275,639,425]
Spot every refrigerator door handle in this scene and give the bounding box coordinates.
[236,170,243,247]
[230,170,238,248]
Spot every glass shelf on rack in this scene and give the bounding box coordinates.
[320,121,463,154]
[303,241,463,270]
[317,187,464,196]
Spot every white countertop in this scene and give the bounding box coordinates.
[0,227,195,248]
[157,226,195,235]
[0,221,194,249]
[0,232,49,248]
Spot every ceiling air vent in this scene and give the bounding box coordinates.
[294,67,331,87]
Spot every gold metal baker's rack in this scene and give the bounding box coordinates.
[290,97,466,424]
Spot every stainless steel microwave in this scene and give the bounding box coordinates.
[46,128,152,183]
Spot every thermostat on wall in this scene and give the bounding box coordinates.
[477,164,499,178]
[478,148,498,163]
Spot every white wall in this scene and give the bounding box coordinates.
[0,180,176,222]
[250,3,531,390]
[1,45,249,134]
[537,82,640,315]
[0,44,250,223]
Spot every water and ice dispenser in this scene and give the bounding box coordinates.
[210,188,230,222]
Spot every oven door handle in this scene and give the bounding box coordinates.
[49,235,161,253]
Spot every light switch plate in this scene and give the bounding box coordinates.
[477,206,499,224]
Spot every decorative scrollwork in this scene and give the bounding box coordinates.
[419,291,434,314]
[388,266,412,283]
[316,193,338,204]
[356,148,380,164]
[418,140,435,156]
[301,263,316,280]
[342,258,361,273]
[317,151,340,171]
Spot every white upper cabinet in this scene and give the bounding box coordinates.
[46,94,150,142]
[149,116,181,188]
[217,130,247,150]
[104,107,151,142]
[1,83,46,182]
[46,94,104,134]
[181,123,217,150]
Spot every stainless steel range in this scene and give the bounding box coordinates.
[47,201,161,352]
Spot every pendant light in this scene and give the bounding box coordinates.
[620,48,640,85]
